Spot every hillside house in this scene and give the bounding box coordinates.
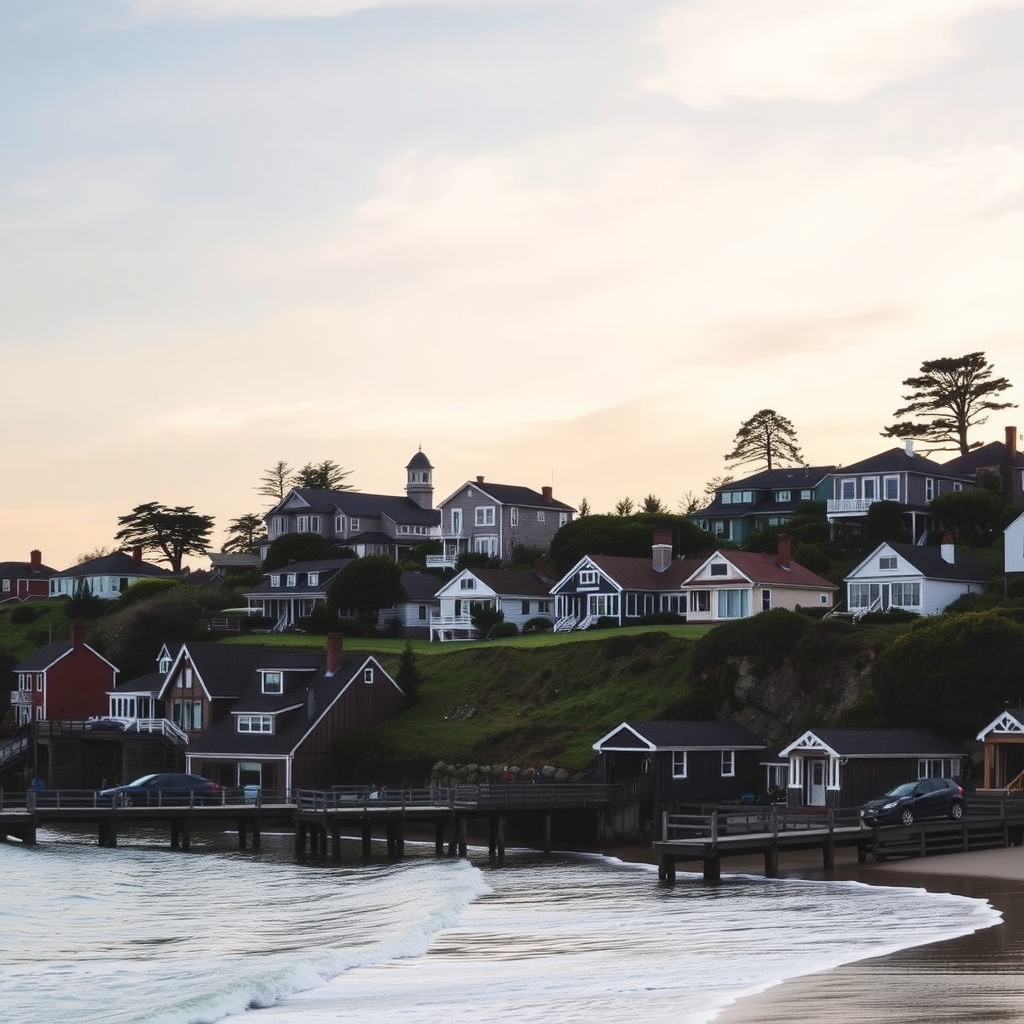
[49,547,172,600]
[0,550,56,603]
[431,566,555,640]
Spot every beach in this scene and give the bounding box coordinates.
[713,846,1024,1024]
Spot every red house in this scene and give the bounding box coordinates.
[0,550,56,604]
[11,624,119,725]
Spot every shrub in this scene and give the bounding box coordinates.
[588,617,618,630]
[9,604,37,624]
[636,612,685,626]
[858,608,920,624]
[487,622,518,638]
[522,617,553,633]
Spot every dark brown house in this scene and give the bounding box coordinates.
[175,635,404,793]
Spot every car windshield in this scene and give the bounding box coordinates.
[127,775,159,787]
[885,783,918,797]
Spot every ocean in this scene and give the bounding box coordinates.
[1,826,1002,1024]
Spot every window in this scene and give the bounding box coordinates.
[672,751,688,779]
[350,518,361,532]
[891,582,921,607]
[863,478,878,500]
[689,590,710,613]
[159,656,171,674]
[286,573,297,587]
[559,513,568,527]
[270,515,287,537]
[879,556,897,570]
[721,750,735,777]
[709,562,728,576]
[536,510,545,523]
[775,490,791,502]
[400,525,409,534]
[712,520,730,539]
[579,569,598,586]
[800,489,813,501]
[588,593,619,618]
[270,575,281,588]
[418,605,427,620]
[761,589,772,611]
[538,600,551,613]
[1,580,9,592]
[36,676,43,692]
[522,600,530,615]
[308,572,319,587]
[474,536,499,557]
[363,667,374,684]
[510,507,519,527]
[475,506,496,527]
[918,758,957,779]
[953,482,963,492]
[238,715,273,734]
[883,476,899,501]
[819,593,829,605]
[717,590,750,618]
[335,514,345,532]
[451,509,463,534]
[460,577,476,590]
[238,762,262,787]
[925,478,935,501]
[840,479,856,500]
[296,515,321,533]
[262,671,283,695]
[174,700,202,730]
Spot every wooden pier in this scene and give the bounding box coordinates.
[653,799,1024,882]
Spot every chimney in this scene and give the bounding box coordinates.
[904,439,914,457]
[325,632,343,676]
[476,475,485,484]
[70,622,85,649]
[1007,426,1018,457]
[542,485,553,501]
[30,550,41,571]
[307,685,316,722]
[652,529,672,573]
[132,546,143,566]
[941,532,955,564]
[776,533,792,570]
[1003,426,1018,503]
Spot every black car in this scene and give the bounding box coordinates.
[99,773,222,807]
[860,778,966,827]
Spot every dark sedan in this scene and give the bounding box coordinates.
[99,773,222,807]
[860,778,966,827]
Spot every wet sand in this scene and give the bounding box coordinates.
[713,846,1024,1024]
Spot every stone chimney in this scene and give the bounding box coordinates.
[542,485,553,501]
[131,546,143,566]
[70,622,85,649]
[30,549,41,571]
[652,530,672,573]
[325,632,343,676]
[776,533,792,570]
[941,532,955,564]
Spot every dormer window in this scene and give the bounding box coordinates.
[308,572,319,587]
[363,667,374,684]
[238,714,273,734]
[286,573,297,587]
[262,671,283,695]
[270,575,281,588]
[159,657,171,674]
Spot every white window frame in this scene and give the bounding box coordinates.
[363,667,374,684]
[883,475,900,501]
[286,573,297,587]
[840,478,856,500]
[510,507,519,527]
[451,509,463,534]
[350,517,361,532]
[270,575,281,588]
[308,572,319,587]
[862,477,878,501]
[672,751,688,779]
[925,477,935,501]
[262,671,283,695]
[475,506,496,527]
[721,750,735,777]
[238,714,273,734]
[579,569,598,586]
[536,510,545,523]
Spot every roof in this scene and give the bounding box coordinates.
[977,708,1024,741]
[53,550,171,578]
[693,550,837,590]
[399,571,444,601]
[583,554,704,591]
[593,720,765,752]
[848,542,990,584]
[944,441,1024,475]
[464,568,553,597]
[188,654,400,757]
[405,449,433,470]
[440,480,575,512]
[244,559,352,597]
[0,559,57,577]
[836,447,969,478]
[276,488,439,526]
[781,728,962,758]
[15,638,118,674]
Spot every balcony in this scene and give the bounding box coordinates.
[826,498,875,515]
[10,691,34,705]
[425,554,456,569]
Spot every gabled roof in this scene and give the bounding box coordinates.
[845,542,990,584]
[455,568,553,598]
[439,480,574,512]
[0,559,57,577]
[684,550,837,590]
[188,654,402,757]
[52,550,171,578]
[593,720,765,752]
[14,638,119,674]
[273,487,439,526]
[244,559,352,597]
[577,554,703,592]
[156,643,323,701]
[944,441,1024,475]
[398,571,444,602]
[835,447,968,479]
[976,708,1024,741]
[780,728,962,758]
[695,466,835,516]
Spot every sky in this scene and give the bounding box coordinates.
[3,0,1024,571]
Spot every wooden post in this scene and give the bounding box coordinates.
[823,808,835,869]
[658,856,676,883]
[488,815,498,857]
[435,820,445,856]
[542,811,552,855]
[457,817,468,857]
[295,821,307,856]
[764,846,778,877]
[170,822,181,850]
[361,820,372,859]
[331,824,342,861]
[703,856,721,882]
[238,820,248,850]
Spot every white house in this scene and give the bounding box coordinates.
[843,540,990,617]
[431,567,554,640]
[1004,510,1024,576]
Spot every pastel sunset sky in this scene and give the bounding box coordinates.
[4,0,1024,571]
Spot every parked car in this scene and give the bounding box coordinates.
[85,718,126,732]
[99,773,222,807]
[860,778,966,827]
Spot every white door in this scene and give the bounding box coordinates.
[807,759,827,806]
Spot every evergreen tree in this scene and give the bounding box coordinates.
[724,410,804,470]
[114,503,214,572]
[294,460,354,490]
[395,640,422,706]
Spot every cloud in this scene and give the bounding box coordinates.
[645,0,1023,107]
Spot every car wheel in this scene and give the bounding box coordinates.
[900,807,914,826]
[949,801,964,820]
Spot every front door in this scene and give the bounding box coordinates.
[807,759,826,806]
